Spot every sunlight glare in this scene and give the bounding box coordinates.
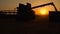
[39,8,49,16]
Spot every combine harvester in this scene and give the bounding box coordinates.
[17,2,58,21]
[0,2,59,22]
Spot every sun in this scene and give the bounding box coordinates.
[34,7,49,16]
[39,8,49,16]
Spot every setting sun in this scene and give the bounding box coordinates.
[35,7,49,16]
[39,8,49,15]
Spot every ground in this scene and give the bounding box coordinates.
[0,15,60,34]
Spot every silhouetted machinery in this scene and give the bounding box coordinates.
[16,2,58,21]
[17,3,35,21]
[0,2,59,22]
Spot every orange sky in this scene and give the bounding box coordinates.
[0,0,60,11]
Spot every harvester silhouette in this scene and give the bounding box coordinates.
[17,2,58,21]
[0,2,59,22]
